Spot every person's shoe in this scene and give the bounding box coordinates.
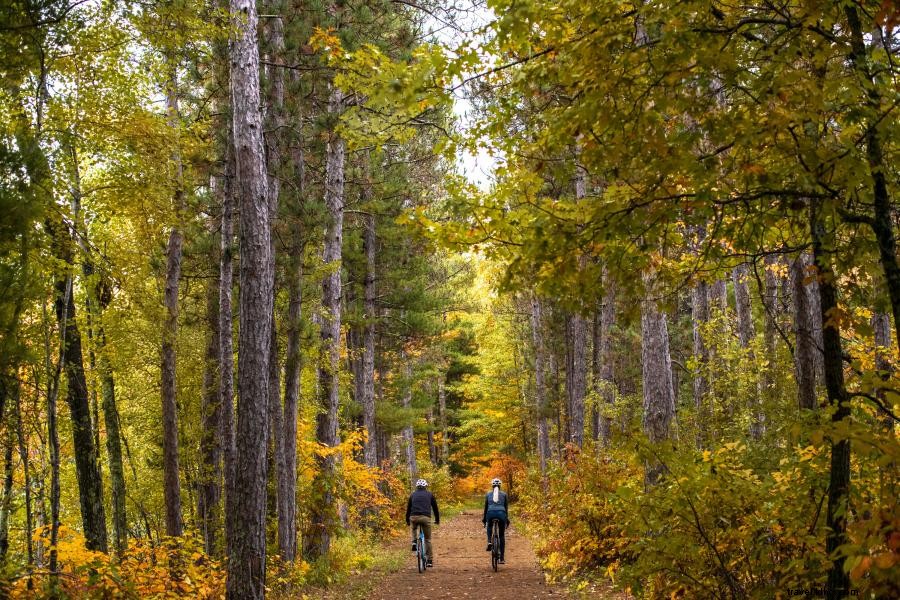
[486,543,492,551]
[499,557,505,564]
[411,542,417,551]
[426,559,433,567]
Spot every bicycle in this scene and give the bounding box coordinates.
[414,522,428,573]
[488,518,501,571]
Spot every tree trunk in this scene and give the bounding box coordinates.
[306,85,345,560]
[844,6,900,352]
[427,408,438,466]
[199,247,222,557]
[641,271,676,487]
[762,254,780,400]
[599,268,616,447]
[278,254,301,561]
[438,378,449,465]
[691,279,710,447]
[361,208,378,468]
[708,279,728,313]
[733,263,764,438]
[161,65,185,539]
[401,354,418,481]
[872,312,892,427]
[46,211,108,553]
[566,313,588,447]
[792,254,818,411]
[80,242,128,555]
[0,408,13,560]
[226,0,273,594]
[96,276,127,554]
[13,379,34,571]
[263,5,287,560]
[591,309,601,442]
[60,262,108,551]
[530,297,550,473]
[809,201,852,600]
[732,264,755,348]
[219,135,237,562]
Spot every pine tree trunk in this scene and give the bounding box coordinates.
[641,271,676,487]
[199,247,222,557]
[401,355,418,481]
[279,254,301,561]
[226,0,273,594]
[219,136,237,561]
[306,85,345,560]
[530,297,550,473]
[361,209,378,468]
[263,7,287,560]
[566,313,587,447]
[792,254,818,411]
[161,65,185,539]
[438,378,449,465]
[427,408,438,465]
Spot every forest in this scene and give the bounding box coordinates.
[0,0,898,598]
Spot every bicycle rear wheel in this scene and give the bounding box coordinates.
[417,530,426,573]
[490,520,500,572]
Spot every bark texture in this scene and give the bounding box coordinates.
[641,272,676,487]
[279,257,302,560]
[306,85,345,560]
[226,0,273,595]
[199,250,222,557]
[792,254,818,411]
[219,136,237,560]
[810,202,852,600]
[401,356,418,481]
[530,297,550,473]
[691,279,710,447]
[361,210,378,468]
[566,313,588,447]
[598,269,616,447]
[161,67,185,539]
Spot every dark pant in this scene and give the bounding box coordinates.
[411,515,433,560]
[486,518,506,558]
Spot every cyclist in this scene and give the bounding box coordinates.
[482,477,510,563]
[405,478,440,567]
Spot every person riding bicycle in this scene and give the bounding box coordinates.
[405,478,440,567]
[482,477,510,564]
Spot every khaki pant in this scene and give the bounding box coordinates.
[410,515,433,561]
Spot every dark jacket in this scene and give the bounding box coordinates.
[483,489,509,524]
[405,489,440,525]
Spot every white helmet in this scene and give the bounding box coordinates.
[416,478,428,488]
[491,478,502,487]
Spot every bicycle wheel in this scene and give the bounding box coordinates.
[417,530,426,573]
[491,520,500,572]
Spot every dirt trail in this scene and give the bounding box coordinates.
[367,509,571,599]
